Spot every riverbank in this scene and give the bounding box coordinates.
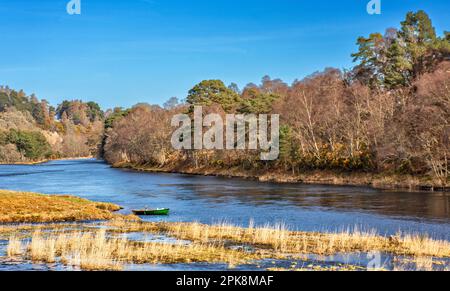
[0,156,95,166]
[0,160,49,165]
[0,156,94,166]
[113,162,450,192]
[0,190,124,223]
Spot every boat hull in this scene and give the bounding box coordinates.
[132,209,170,216]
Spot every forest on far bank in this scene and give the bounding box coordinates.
[1,11,449,186]
[0,92,105,163]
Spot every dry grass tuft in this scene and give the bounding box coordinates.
[29,230,56,263]
[0,190,123,223]
[393,234,450,258]
[7,235,23,257]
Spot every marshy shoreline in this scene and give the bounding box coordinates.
[2,215,450,271]
[1,189,449,271]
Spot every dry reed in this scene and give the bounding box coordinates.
[7,235,23,257]
[16,229,259,271]
[107,220,450,258]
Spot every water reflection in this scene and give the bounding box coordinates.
[156,178,450,221]
[0,159,449,239]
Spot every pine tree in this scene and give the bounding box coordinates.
[279,125,296,173]
[187,80,241,113]
[351,33,385,88]
[399,10,438,78]
[383,40,413,88]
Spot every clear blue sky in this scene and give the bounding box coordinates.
[0,0,448,109]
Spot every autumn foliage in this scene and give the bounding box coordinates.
[102,11,449,186]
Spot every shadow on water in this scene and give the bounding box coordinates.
[0,170,62,177]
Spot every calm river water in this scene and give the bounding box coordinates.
[0,159,449,240]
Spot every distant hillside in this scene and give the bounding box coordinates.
[0,87,104,163]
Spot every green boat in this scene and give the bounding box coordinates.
[132,208,170,216]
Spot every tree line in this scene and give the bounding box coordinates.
[103,11,449,186]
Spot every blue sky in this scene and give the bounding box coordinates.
[0,0,449,109]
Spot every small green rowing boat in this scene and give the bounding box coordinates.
[132,208,170,216]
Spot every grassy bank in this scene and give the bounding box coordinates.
[0,190,123,223]
[114,162,450,192]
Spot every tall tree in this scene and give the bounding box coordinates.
[383,40,413,88]
[399,10,438,78]
[186,80,241,112]
[351,33,385,88]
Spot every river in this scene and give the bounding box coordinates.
[0,159,449,240]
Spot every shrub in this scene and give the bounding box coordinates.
[0,144,22,163]
[0,131,7,145]
[6,130,52,160]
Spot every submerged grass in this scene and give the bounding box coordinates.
[107,220,450,258]
[0,190,123,223]
[4,220,450,271]
[13,229,260,271]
